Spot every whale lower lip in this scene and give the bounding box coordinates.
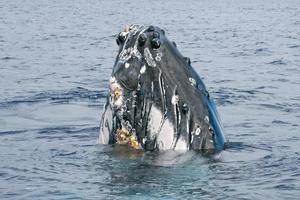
[99,25,225,151]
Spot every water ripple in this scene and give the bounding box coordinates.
[0,87,106,108]
[1,0,299,199]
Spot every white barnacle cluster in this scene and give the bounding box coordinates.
[109,76,123,109]
[118,25,145,64]
[118,41,143,64]
[189,77,196,86]
[144,47,157,67]
[119,47,133,62]
[131,45,142,59]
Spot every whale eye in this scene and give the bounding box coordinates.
[138,33,147,46]
[151,38,161,49]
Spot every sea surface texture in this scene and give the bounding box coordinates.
[0,0,299,199]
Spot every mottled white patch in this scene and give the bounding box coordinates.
[131,47,142,59]
[118,25,145,63]
[189,77,196,86]
[171,95,179,105]
[125,62,130,68]
[156,119,175,150]
[140,65,146,74]
[113,93,123,108]
[119,48,132,61]
[147,106,163,139]
[98,103,113,144]
[130,27,147,60]
[109,77,119,91]
[144,47,156,67]
[119,44,142,62]
[109,77,123,109]
[174,138,189,151]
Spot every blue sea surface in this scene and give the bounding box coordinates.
[1,0,299,199]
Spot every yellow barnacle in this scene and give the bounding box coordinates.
[115,128,140,149]
[128,135,140,149]
[116,128,130,145]
[111,87,122,100]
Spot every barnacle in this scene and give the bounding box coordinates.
[111,87,122,101]
[128,135,140,149]
[115,128,140,149]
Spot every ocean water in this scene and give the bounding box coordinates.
[1,0,299,199]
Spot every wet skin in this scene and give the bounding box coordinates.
[99,25,225,151]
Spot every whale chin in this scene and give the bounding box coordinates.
[99,24,225,151]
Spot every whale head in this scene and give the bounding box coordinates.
[99,25,225,151]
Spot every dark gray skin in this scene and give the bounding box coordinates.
[99,25,225,151]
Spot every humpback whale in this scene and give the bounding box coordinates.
[99,25,225,151]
